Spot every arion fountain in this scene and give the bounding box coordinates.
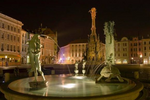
[0,7,144,100]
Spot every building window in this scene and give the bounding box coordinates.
[10,45,12,51]
[7,34,9,40]
[2,23,4,28]
[134,43,137,46]
[144,47,146,50]
[139,43,141,46]
[18,46,20,52]
[1,44,4,51]
[22,47,24,52]
[139,48,141,51]
[1,33,4,39]
[7,44,9,51]
[14,45,16,52]
[145,53,146,56]
[144,42,146,45]
[18,37,20,42]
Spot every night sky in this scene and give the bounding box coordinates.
[1,0,150,46]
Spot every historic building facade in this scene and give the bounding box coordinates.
[129,37,143,64]
[21,30,57,64]
[142,38,150,64]
[0,13,23,66]
[58,39,87,64]
[37,27,58,63]
[115,37,129,64]
[21,30,29,64]
[115,36,144,64]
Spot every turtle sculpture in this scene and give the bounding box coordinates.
[96,53,124,82]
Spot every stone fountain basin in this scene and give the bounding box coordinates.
[0,75,143,100]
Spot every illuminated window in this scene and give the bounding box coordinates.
[123,59,127,64]
[116,59,121,64]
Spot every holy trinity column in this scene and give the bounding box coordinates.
[87,7,101,62]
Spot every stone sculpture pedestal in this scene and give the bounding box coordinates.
[74,70,79,76]
[29,81,48,89]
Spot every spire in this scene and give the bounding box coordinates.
[89,7,96,35]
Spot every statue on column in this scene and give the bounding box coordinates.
[89,7,96,20]
[96,21,124,83]
[89,7,96,34]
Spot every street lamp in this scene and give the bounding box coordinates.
[140,54,142,64]
[131,57,133,64]
[5,56,8,66]
[5,56,7,59]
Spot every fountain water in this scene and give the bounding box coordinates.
[41,34,72,75]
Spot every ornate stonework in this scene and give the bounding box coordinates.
[87,7,104,63]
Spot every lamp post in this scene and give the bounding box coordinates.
[5,56,7,66]
[140,54,142,64]
[131,57,133,64]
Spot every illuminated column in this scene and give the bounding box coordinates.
[89,7,96,35]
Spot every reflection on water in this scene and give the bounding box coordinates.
[8,75,136,97]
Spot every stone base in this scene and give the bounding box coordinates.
[29,81,48,89]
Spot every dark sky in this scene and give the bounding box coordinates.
[1,0,150,46]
